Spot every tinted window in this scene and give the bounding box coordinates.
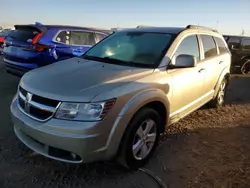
[7,28,39,43]
[242,39,250,50]
[223,36,228,41]
[84,32,173,67]
[215,37,228,54]
[70,31,95,46]
[228,37,241,50]
[201,35,218,59]
[175,35,200,61]
[0,30,12,37]
[55,31,70,44]
[96,33,107,42]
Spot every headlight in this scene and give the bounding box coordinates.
[55,99,116,121]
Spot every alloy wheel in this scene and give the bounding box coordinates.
[132,119,157,160]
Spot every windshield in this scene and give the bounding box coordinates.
[83,31,174,68]
[0,30,12,37]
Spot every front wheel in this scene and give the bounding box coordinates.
[241,59,250,74]
[117,108,161,169]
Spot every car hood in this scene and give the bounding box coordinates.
[20,57,154,102]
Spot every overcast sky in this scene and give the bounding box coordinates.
[1,0,250,35]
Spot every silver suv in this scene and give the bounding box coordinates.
[11,25,231,168]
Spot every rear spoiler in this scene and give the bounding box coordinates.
[14,24,47,33]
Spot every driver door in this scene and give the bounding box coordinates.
[168,35,206,119]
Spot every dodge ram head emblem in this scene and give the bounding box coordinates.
[24,92,32,113]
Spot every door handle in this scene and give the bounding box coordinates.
[73,49,83,53]
[219,61,224,64]
[198,68,206,73]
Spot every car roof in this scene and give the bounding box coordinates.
[14,24,110,34]
[119,27,186,34]
[44,25,110,33]
[224,35,250,39]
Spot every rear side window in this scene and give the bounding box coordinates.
[200,35,218,59]
[242,39,250,50]
[228,37,241,50]
[95,33,107,42]
[175,35,200,61]
[55,30,70,44]
[214,37,228,54]
[7,28,39,42]
[70,31,95,46]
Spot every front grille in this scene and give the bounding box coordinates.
[32,95,58,107]
[18,86,60,121]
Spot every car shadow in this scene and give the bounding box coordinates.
[225,75,250,105]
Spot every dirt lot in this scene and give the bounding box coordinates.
[0,57,250,188]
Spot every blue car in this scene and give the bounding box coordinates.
[3,22,110,76]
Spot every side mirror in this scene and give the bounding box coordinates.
[170,54,197,69]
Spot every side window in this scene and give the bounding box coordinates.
[228,37,241,50]
[223,36,228,42]
[175,35,200,62]
[215,37,228,54]
[70,31,95,46]
[95,33,107,42]
[242,39,250,51]
[201,35,218,59]
[55,31,70,44]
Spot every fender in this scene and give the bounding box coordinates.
[213,65,230,98]
[105,88,170,158]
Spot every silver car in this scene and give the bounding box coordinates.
[11,25,231,168]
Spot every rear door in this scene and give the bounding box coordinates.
[52,30,71,60]
[69,30,96,56]
[241,38,250,58]
[227,37,242,67]
[214,36,231,70]
[199,35,222,95]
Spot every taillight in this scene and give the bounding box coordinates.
[32,33,42,44]
[23,44,48,52]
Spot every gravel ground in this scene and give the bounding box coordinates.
[0,56,250,188]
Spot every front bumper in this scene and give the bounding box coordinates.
[11,98,120,164]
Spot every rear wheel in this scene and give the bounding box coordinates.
[241,59,250,74]
[117,108,161,169]
[207,78,227,108]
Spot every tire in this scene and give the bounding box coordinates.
[207,78,227,108]
[117,108,161,169]
[241,59,250,75]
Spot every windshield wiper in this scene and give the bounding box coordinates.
[83,55,136,67]
[102,56,136,67]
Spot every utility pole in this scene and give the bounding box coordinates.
[241,29,245,36]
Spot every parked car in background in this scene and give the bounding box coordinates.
[11,25,231,168]
[0,29,13,55]
[224,35,250,74]
[3,22,110,76]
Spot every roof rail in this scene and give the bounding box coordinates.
[186,25,218,33]
[136,25,155,28]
